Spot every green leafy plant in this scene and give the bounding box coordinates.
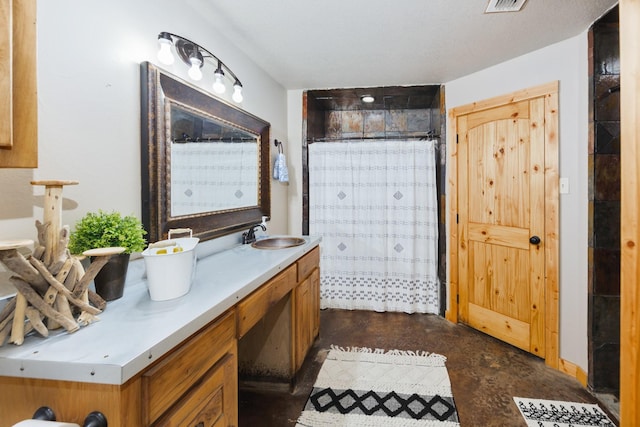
[68,210,147,255]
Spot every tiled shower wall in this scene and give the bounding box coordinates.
[322,109,438,140]
[588,5,620,396]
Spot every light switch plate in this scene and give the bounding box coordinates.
[559,177,570,194]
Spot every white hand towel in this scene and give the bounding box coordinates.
[273,154,281,180]
[276,153,289,183]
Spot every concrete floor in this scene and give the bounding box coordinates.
[238,309,618,426]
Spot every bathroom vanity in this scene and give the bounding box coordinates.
[0,237,320,426]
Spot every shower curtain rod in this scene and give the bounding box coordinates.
[308,134,440,143]
[172,137,258,143]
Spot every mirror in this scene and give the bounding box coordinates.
[140,62,271,243]
[169,104,259,215]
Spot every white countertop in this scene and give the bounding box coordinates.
[0,236,321,385]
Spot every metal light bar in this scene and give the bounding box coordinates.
[157,32,243,103]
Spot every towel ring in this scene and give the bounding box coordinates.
[274,139,284,153]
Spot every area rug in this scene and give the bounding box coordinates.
[514,397,616,427]
[296,346,460,426]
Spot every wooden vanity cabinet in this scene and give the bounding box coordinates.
[0,310,238,426]
[293,246,320,371]
[0,245,320,426]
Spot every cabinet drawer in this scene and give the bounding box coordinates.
[237,265,296,338]
[153,352,236,427]
[297,246,320,282]
[143,310,236,424]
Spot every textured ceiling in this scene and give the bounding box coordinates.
[191,0,617,90]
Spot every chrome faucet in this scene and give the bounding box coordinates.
[242,223,267,244]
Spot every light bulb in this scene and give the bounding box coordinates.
[188,57,203,81]
[212,64,226,94]
[157,35,174,65]
[232,82,243,103]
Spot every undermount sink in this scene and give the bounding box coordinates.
[251,237,306,249]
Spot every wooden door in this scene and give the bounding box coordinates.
[620,0,640,423]
[456,93,551,358]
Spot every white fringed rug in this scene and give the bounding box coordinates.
[514,397,616,427]
[296,346,460,427]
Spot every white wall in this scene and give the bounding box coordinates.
[0,0,288,244]
[286,90,305,235]
[446,34,590,370]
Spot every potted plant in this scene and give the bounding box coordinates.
[69,210,147,301]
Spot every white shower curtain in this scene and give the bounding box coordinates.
[309,140,440,314]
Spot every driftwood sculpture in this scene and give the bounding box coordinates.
[0,180,123,346]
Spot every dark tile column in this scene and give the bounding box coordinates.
[588,6,620,396]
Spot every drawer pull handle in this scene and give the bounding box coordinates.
[84,411,108,427]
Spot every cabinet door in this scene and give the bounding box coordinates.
[0,0,37,167]
[309,268,320,339]
[294,276,312,371]
[293,267,320,371]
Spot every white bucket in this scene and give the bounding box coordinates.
[142,230,199,301]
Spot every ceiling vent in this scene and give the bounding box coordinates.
[485,0,527,13]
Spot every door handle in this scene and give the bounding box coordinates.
[529,236,541,245]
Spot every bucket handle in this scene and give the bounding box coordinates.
[168,228,193,239]
[147,228,194,250]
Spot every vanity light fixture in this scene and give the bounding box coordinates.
[156,32,244,102]
[361,95,375,103]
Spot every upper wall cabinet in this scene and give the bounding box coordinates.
[0,0,37,168]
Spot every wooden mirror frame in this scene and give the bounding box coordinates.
[140,62,271,243]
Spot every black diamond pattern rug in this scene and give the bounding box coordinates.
[514,397,615,427]
[296,346,460,426]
